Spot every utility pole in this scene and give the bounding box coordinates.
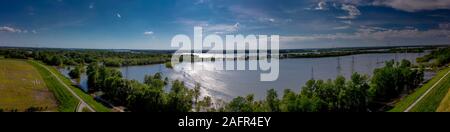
[125,53,129,79]
[337,56,342,76]
[159,57,162,73]
[351,56,355,74]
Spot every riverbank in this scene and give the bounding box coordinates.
[389,67,450,112]
[29,60,111,112]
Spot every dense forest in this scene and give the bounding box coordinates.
[416,47,450,67]
[220,59,424,112]
[1,47,449,112]
[284,47,427,59]
[0,48,171,67]
[80,59,424,112]
[85,62,211,112]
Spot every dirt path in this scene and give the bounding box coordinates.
[35,61,95,112]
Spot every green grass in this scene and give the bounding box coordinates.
[437,87,450,112]
[82,107,92,112]
[390,67,450,112]
[0,59,58,111]
[29,60,111,112]
[36,61,111,112]
[28,60,79,112]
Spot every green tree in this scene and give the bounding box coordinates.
[193,83,201,111]
[68,65,83,79]
[167,80,193,112]
[226,96,253,112]
[266,89,280,112]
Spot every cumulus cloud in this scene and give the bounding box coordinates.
[315,1,328,10]
[228,5,277,23]
[282,26,450,43]
[0,26,37,34]
[0,26,22,33]
[332,0,450,12]
[337,4,361,19]
[144,31,154,36]
[372,0,450,12]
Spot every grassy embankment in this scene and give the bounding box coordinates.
[390,67,450,112]
[28,60,79,112]
[0,59,58,111]
[29,60,111,112]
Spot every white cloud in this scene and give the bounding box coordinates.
[315,1,328,10]
[342,20,352,25]
[195,0,208,5]
[205,22,240,34]
[372,0,450,12]
[282,26,450,43]
[333,25,351,30]
[116,13,122,18]
[331,0,367,5]
[0,26,37,34]
[176,19,209,27]
[333,0,450,12]
[228,5,277,23]
[0,26,22,33]
[177,18,241,34]
[337,4,361,19]
[144,31,154,36]
[269,18,275,22]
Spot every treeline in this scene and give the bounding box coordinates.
[221,59,424,112]
[65,59,425,112]
[86,62,211,112]
[0,48,171,67]
[283,48,426,59]
[417,47,450,67]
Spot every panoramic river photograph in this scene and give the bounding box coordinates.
[1,0,450,118]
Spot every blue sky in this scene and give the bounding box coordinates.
[1,0,450,49]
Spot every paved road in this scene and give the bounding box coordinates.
[34,61,95,112]
[77,102,91,112]
[404,67,450,112]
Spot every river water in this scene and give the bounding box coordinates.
[59,52,432,101]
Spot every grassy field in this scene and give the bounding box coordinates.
[28,60,79,112]
[0,59,58,111]
[390,67,450,112]
[437,87,450,112]
[29,60,111,112]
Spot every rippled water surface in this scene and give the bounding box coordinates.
[60,52,431,101]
